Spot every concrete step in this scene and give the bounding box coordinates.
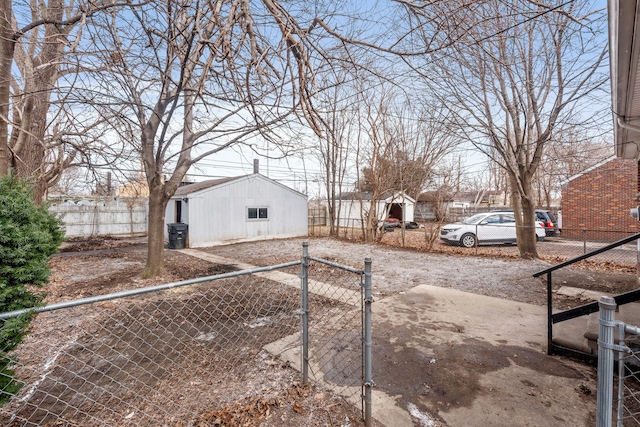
[553,314,593,354]
[552,287,640,355]
[584,302,640,350]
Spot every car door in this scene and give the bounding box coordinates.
[476,214,503,243]
[499,214,517,242]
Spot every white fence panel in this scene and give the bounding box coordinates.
[49,200,148,237]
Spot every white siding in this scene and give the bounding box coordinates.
[167,174,307,247]
[334,194,415,228]
[403,202,415,223]
[335,200,370,228]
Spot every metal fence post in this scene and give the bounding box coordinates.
[616,322,626,427]
[597,296,617,427]
[301,242,309,386]
[637,238,640,281]
[475,224,478,255]
[363,257,373,427]
[583,229,587,254]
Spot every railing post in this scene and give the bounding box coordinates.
[596,296,617,427]
[363,257,373,427]
[546,272,553,355]
[301,241,309,386]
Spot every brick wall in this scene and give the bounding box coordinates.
[562,157,640,241]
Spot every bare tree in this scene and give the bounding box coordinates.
[408,0,608,258]
[47,166,91,197]
[314,69,360,237]
[533,128,611,209]
[119,173,148,236]
[422,186,454,250]
[355,86,459,242]
[356,87,398,243]
[0,0,136,200]
[83,0,332,276]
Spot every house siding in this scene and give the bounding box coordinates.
[166,174,307,247]
[335,199,370,228]
[414,202,436,221]
[334,193,416,228]
[562,157,640,241]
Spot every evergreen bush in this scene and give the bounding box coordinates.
[0,175,64,402]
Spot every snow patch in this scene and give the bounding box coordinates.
[407,402,438,427]
[195,332,218,341]
[247,317,272,328]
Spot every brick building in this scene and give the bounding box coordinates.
[561,156,640,241]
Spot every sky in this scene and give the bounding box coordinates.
[73,0,611,201]
[176,0,614,201]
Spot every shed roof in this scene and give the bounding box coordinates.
[337,190,415,203]
[173,176,249,196]
[417,191,454,203]
[172,173,307,199]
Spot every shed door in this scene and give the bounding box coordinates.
[175,200,182,223]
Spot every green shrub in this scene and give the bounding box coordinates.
[0,175,64,402]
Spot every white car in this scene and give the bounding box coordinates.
[440,212,546,248]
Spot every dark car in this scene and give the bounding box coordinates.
[535,210,559,236]
[491,209,559,237]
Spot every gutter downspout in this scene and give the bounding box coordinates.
[617,117,640,134]
[619,118,640,280]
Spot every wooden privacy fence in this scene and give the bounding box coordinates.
[49,199,148,237]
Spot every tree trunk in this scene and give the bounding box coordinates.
[512,177,538,259]
[144,189,167,278]
[12,2,65,201]
[0,0,14,176]
[13,83,51,201]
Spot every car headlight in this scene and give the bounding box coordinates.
[442,227,461,233]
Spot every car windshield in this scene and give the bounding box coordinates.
[462,214,487,225]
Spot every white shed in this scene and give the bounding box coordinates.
[165,172,308,248]
[334,191,415,228]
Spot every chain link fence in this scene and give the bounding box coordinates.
[596,296,640,427]
[305,252,371,420]
[310,217,639,272]
[0,245,373,426]
[615,337,640,426]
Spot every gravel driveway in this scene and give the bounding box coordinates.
[203,237,556,304]
[200,237,603,426]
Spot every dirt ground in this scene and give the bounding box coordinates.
[9,237,367,427]
[28,234,639,426]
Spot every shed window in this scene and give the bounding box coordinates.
[247,207,268,220]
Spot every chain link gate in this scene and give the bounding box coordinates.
[596,296,640,427]
[0,243,373,426]
[300,242,373,425]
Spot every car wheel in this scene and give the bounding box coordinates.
[537,235,544,242]
[460,233,476,248]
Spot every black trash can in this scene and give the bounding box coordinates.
[167,223,188,249]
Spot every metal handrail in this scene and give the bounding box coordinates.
[533,232,640,362]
